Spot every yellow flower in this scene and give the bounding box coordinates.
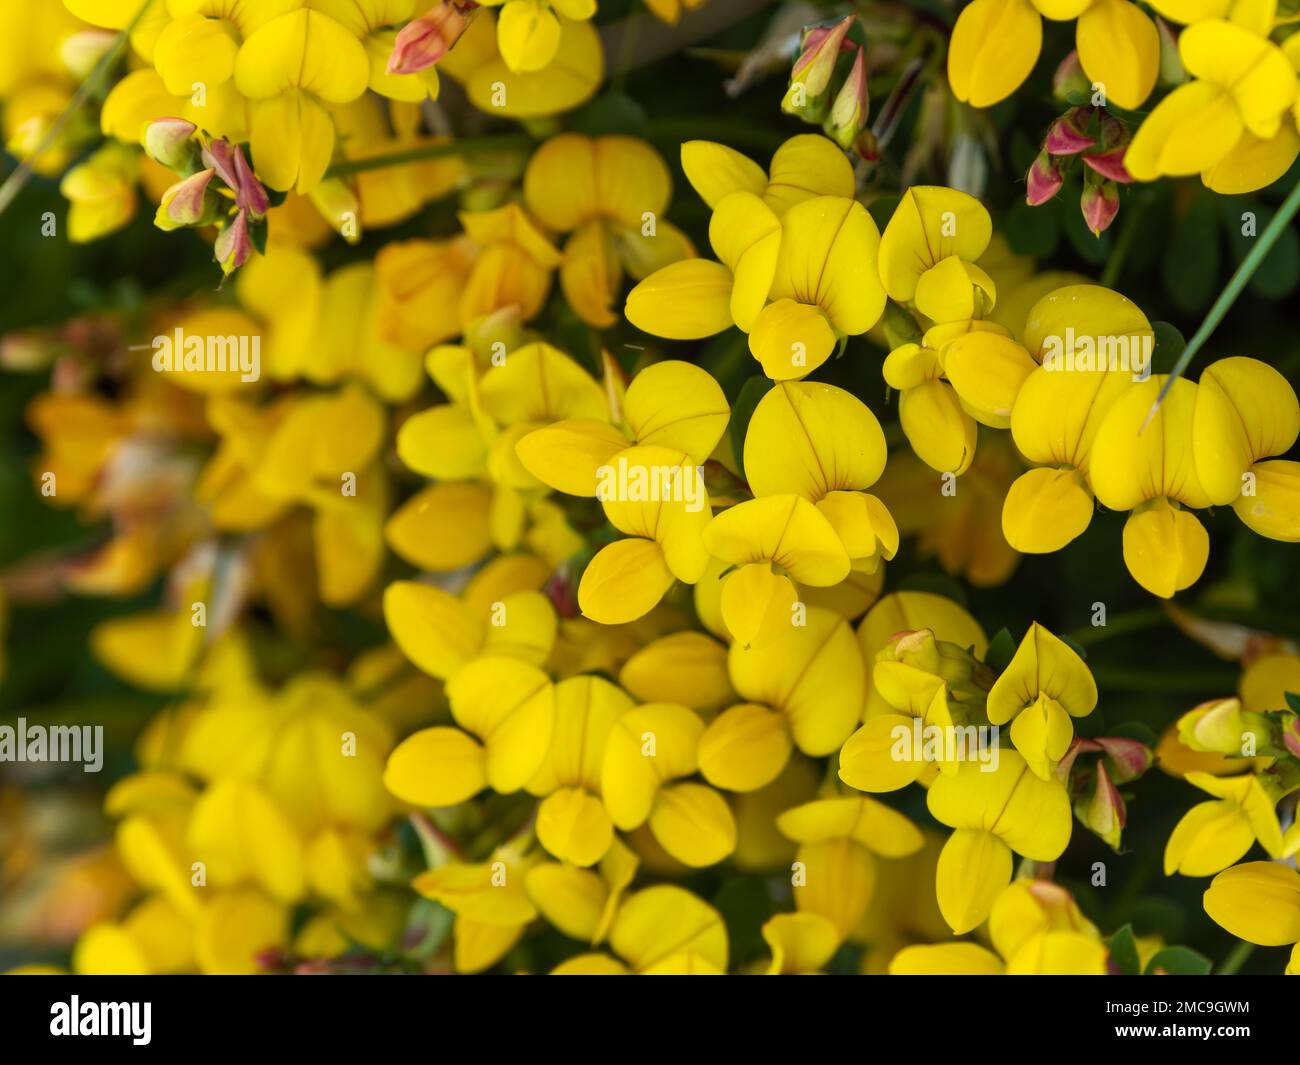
[1203,861,1300,973]
[1195,356,1300,542]
[524,132,693,328]
[1126,17,1298,186]
[600,701,737,866]
[777,796,924,939]
[1003,284,1151,552]
[233,9,371,193]
[385,656,555,807]
[987,622,1097,779]
[949,0,1159,111]
[551,884,729,974]
[891,878,1107,974]
[1165,771,1284,876]
[1088,375,1224,597]
[927,750,1073,933]
[699,608,865,791]
[526,675,635,866]
[436,9,603,118]
[457,202,563,331]
[625,134,885,377]
[59,142,138,242]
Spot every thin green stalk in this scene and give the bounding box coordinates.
[1069,606,1169,648]
[0,0,152,218]
[1145,176,1300,427]
[1217,940,1255,975]
[1099,189,1148,288]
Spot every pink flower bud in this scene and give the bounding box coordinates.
[782,15,854,117]
[202,138,269,217]
[155,168,215,231]
[144,118,198,171]
[215,210,254,276]
[1081,178,1120,236]
[824,45,869,150]
[388,0,477,75]
[1026,150,1065,206]
[1083,760,1126,849]
[1083,116,1133,183]
[1044,107,1095,155]
[1094,737,1153,783]
[1283,716,1300,759]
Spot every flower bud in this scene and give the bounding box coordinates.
[214,210,254,276]
[388,0,477,75]
[155,168,217,231]
[1052,50,1089,102]
[1079,759,1125,850]
[1044,107,1095,155]
[1284,715,1300,759]
[144,118,198,171]
[1082,116,1133,183]
[1080,175,1119,235]
[781,16,853,120]
[1026,150,1065,206]
[60,30,117,80]
[824,45,869,150]
[1094,736,1153,783]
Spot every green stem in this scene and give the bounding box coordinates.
[0,0,151,219]
[1217,939,1255,975]
[1146,176,1300,424]
[324,133,534,178]
[1068,606,1169,648]
[1088,665,1237,693]
[1099,189,1148,288]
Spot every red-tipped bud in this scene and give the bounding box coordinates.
[214,210,254,276]
[1094,737,1153,783]
[824,45,869,150]
[1044,107,1095,155]
[155,168,216,230]
[782,15,854,117]
[1027,150,1065,206]
[388,0,477,74]
[1083,116,1134,183]
[1081,176,1120,235]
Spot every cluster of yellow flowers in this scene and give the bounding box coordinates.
[950,0,1300,195]
[7,0,1300,981]
[1158,650,1300,974]
[625,138,1300,599]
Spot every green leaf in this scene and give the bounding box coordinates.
[729,375,773,481]
[1144,946,1212,976]
[1004,198,1060,258]
[1162,195,1220,312]
[1107,924,1141,976]
[1150,321,1186,375]
[1058,632,1088,660]
[984,627,1017,673]
[570,91,648,138]
[1285,691,1300,713]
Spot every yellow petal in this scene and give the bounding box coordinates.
[383,727,488,806]
[1075,0,1159,111]
[578,538,676,624]
[536,787,614,867]
[762,133,856,215]
[1125,80,1243,181]
[698,703,793,792]
[1002,467,1094,552]
[680,140,768,209]
[1203,861,1300,945]
[1122,498,1210,599]
[745,381,888,499]
[935,828,1013,933]
[623,360,729,461]
[947,0,1042,108]
[624,258,735,339]
[1235,459,1300,541]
